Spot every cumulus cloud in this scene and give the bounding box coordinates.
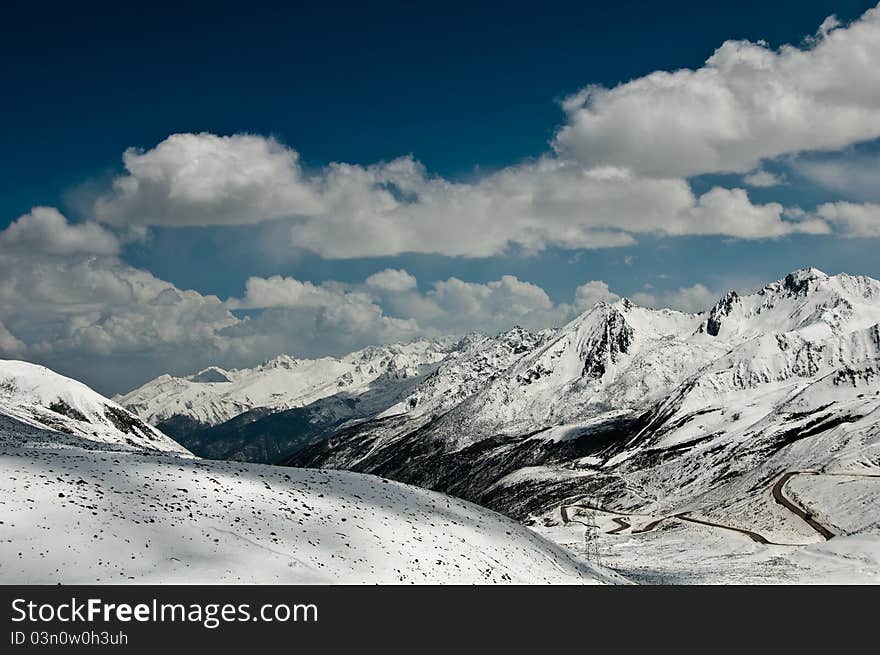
[816,202,880,237]
[365,268,418,292]
[0,207,120,256]
[573,281,620,311]
[554,6,880,177]
[680,187,828,238]
[93,133,323,226]
[89,134,823,257]
[0,211,733,392]
[408,275,564,334]
[228,272,567,337]
[0,211,577,390]
[0,320,25,356]
[26,8,880,268]
[228,276,360,310]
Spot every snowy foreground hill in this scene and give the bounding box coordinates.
[0,360,614,584]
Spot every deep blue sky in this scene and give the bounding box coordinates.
[2,0,879,305]
[3,0,874,220]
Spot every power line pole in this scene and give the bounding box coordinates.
[581,500,602,567]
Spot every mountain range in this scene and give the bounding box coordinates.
[120,268,880,549]
[6,266,880,583]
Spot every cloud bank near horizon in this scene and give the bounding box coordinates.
[0,209,724,392]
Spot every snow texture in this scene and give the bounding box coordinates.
[0,360,612,584]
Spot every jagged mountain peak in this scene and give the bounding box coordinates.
[781,267,829,293]
[699,269,880,341]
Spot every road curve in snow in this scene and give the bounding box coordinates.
[671,513,770,544]
[607,517,630,534]
[772,472,835,540]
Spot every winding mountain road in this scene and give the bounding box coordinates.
[671,513,770,544]
[559,471,880,546]
[772,472,835,540]
[559,469,879,547]
[631,518,667,534]
[559,505,592,529]
[559,501,772,542]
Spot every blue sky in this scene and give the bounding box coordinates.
[2,0,880,393]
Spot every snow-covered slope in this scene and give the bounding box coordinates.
[378,326,557,419]
[0,360,189,455]
[0,360,613,584]
[435,300,716,443]
[117,339,454,427]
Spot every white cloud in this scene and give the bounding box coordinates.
[414,275,562,333]
[228,275,361,310]
[743,170,785,188]
[573,280,620,311]
[1,212,736,392]
[554,6,880,177]
[631,283,717,313]
[93,133,323,226]
[89,134,823,257]
[794,153,880,201]
[816,202,880,237]
[229,272,566,337]
[0,320,25,356]
[680,187,828,238]
[365,268,418,292]
[0,207,120,256]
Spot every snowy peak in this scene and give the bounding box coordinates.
[781,267,830,295]
[188,366,232,383]
[573,303,636,380]
[516,299,700,389]
[0,359,188,454]
[702,290,740,337]
[698,269,880,341]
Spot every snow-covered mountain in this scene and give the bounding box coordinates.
[118,331,557,462]
[378,326,557,419]
[288,269,880,552]
[0,359,189,455]
[9,267,879,583]
[117,338,455,428]
[0,359,613,584]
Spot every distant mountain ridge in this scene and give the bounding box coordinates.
[116,338,456,428]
